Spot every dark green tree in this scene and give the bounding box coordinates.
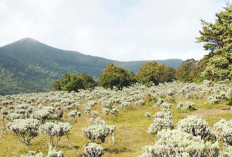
[54,73,84,92]
[197,4,232,81]
[175,59,201,82]
[136,62,175,85]
[53,80,61,91]
[98,63,136,89]
[79,74,97,89]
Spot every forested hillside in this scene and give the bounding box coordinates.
[0,38,182,95]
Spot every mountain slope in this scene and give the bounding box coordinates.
[0,38,183,95]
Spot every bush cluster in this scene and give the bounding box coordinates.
[53,73,96,92]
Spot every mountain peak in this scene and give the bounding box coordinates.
[15,37,39,44]
[2,37,49,49]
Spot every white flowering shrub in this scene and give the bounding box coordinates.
[68,110,78,120]
[1,108,8,118]
[214,119,232,145]
[119,102,131,110]
[48,149,64,157]
[147,118,174,134]
[91,111,99,117]
[160,102,173,110]
[135,99,145,106]
[219,146,232,157]
[167,89,175,96]
[83,143,104,157]
[65,103,80,110]
[88,101,97,107]
[90,117,105,125]
[177,101,196,112]
[40,122,72,148]
[15,104,34,117]
[177,116,211,139]
[32,107,55,123]
[83,124,115,143]
[85,106,91,115]
[101,101,113,109]
[0,79,231,156]
[21,151,44,157]
[7,119,40,145]
[110,108,119,116]
[7,113,24,121]
[208,94,222,105]
[102,108,110,115]
[154,99,164,107]
[154,110,172,119]
[140,129,219,157]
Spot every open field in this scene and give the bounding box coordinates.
[0,81,232,156]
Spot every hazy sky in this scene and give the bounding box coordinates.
[0,0,230,61]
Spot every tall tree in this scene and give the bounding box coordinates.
[136,62,175,85]
[175,59,201,82]
[79,74,97,89]
[98,63,136,89]
[197,4,232,81]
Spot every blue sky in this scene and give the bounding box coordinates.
[0,0,230,61]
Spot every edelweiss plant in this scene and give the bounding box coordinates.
[40,122,72,148]
[147,118,174,134]
[154,110,172,119]
[83,124,115,144]
[214,119,232,145]
[7,119,40,145]
[83,143,104,157]
[141,129,219,157]
[177,115,211,139]
[177,101,196,112]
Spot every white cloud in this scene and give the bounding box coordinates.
[0,0,230,61]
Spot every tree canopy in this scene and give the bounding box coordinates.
[53,73,96,92]
[136,62,175,85]
[79,74,97,90]
[197,4,232,81]
[175,59,201,82]
[98,63,136,89]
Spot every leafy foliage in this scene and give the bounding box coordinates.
[59,73,84,92]
[136,62,175,85]
[79,74,97,89]
[98,64,136,89]
[175,59,201,82]
[201,55,232,81]
[197,4,232,81]
[53,73,96,92]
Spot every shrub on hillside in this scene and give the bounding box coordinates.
[7,119,40,145]
[175,59,201,82]
[177,116,211,139]
[98,64,136,89]
[140,129,219,157]
[79,73,97,89]
[53,73,96,92]
[136,61,175,85]
[83,143,104,157]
